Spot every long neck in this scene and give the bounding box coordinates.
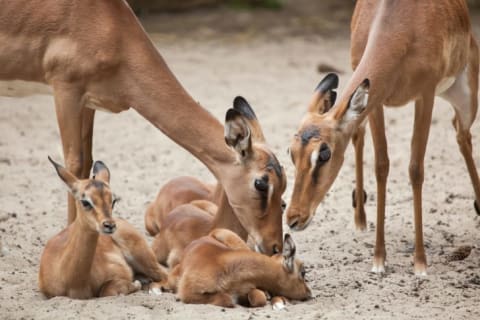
[211,187,248,241]
[60,212,98,287]
[122,32,236,180]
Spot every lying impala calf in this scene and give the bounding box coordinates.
[163,229,311,308]
[151,97,287,267]
[39,158,167,298]
[286,0,480,275]
[144,176,221,236]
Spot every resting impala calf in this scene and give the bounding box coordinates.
[163,229,311,308]
[39,158,167,298]
[287,0,480,275]
[150,97,287,266]
[144,176,221,236]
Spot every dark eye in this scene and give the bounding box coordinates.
[81,200,93,210]
[254,178,269,193]
[318,143,331,162]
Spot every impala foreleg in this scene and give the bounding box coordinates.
[409,94,435,276]
[368,106,388,273]
[351,125,367,231]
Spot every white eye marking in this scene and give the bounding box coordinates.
[310,150,319,168]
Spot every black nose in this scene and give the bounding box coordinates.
[102,221,116,234]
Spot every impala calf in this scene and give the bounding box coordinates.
[150,97,287,267]
[144,176,221,236]
[39,158,167,298]
[287,0,480,275]
[164,229,311,308]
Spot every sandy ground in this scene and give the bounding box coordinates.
[1,4,480,320]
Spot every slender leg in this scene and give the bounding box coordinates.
[351,125,367,231]
[99,279,142,297]
[53,84,85,225]
[368,106,389,273]
[247,288,267,307]
[80,108,95,178]
[111,218,168,282]
[409,94,435,276]
[442,41,480,213]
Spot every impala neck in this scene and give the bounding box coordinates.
[230,254,284,293]
[124,43,236,180]
[211,186,248,241]
[60,210,98,287]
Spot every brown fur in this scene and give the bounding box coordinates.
[286,0,480,275]
[164,229,311,307]
[0,1,285,256]
[38,158,167,298]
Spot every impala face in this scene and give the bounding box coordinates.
[223,96,287,255]
[49,157,118,234]
[286,74,370,231]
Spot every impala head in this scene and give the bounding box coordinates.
[49,157,118,234]
[272,234,311,300]
[223,96,287,255]
[286,74,370,230]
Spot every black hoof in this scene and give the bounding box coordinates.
[352,189,368,208]
[475,200,480,216]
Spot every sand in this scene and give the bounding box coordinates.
[1,5,480,320]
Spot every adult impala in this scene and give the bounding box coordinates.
[0,0,284,254]
[286,0,480,275]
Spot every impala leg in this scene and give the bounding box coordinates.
[99,279,142,297]
[410,94,435,276]
[443,41,480,214]
[53,85,85,225]
[112,219,168,282]
[181,291,235,307]
[80,108,95,178]
[351,125,367,231]
[368,106,389,273]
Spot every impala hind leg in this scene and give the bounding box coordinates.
[409,94,435,276]
[180,291,235,307]
[99,279,142,297]
[53,84,88,224]
[351,125,368,231]
[441,41,480,215]
[111,219,168,282]
[368,106,389,273]
[80,108,95,179]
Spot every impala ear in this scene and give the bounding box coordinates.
[92,161,110,183]
[233,96,265,142]
[48,156,79,197]
[282,234,296,273]
[308,73,339,114]
[225,108,253,159]
[335,78,369,127]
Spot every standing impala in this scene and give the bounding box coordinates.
[286,0,480,275]
[0,0,284,254]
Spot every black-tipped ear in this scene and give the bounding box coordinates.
[225,108,252,159]
[233,96,257,120]
[92,161,110,183]
[48,156,79,195]
[309,73,339,114]
[315,73,339,94]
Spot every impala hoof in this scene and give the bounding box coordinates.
[271,296,286,311]
[474,200,480,216]
[352,189,367,208]
[149,287,162,296]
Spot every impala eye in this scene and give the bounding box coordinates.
[254,177,269,193]
[81,200,93,210]
[318,143,331,162]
